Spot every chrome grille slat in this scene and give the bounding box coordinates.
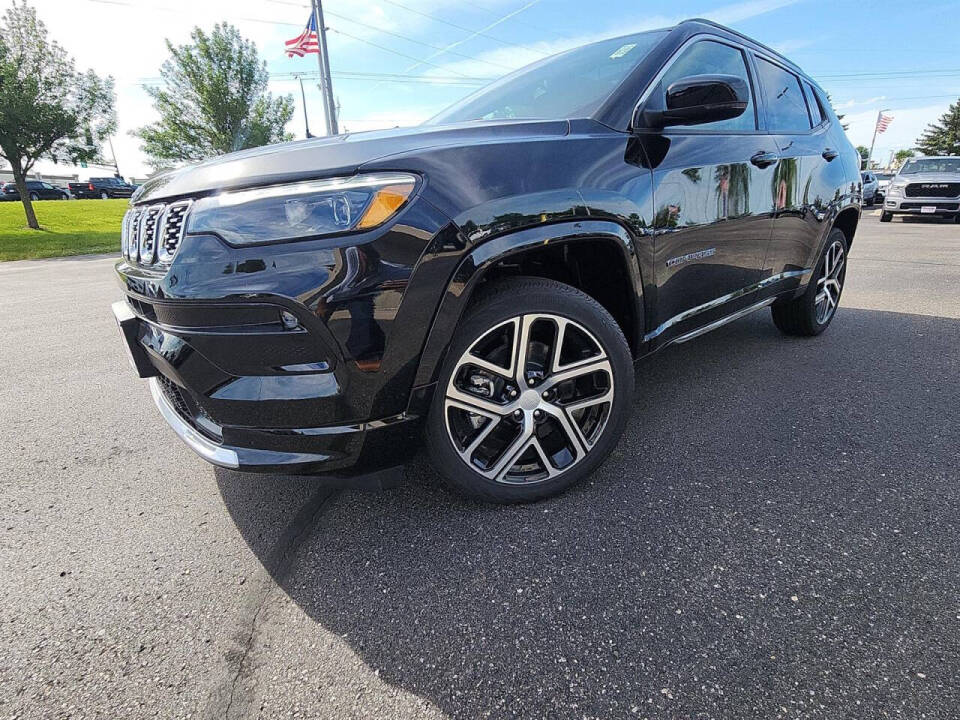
[121,200,191,266]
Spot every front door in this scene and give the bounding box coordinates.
[644,38,777,343]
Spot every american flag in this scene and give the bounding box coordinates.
[285,14,319,57]
[875,113,893,134]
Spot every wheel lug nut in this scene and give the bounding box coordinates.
[512,409,523,421]
[509,388,518,398]
[533,409,543,420]
[527,377,535,386]
[541,390,551,400]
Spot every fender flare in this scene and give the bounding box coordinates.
[410,219,646,391]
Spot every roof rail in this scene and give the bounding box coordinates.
[680,17,806,75]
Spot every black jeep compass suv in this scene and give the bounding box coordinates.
[113,19,860,502]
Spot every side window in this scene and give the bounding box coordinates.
[802,81,823,126]
[659,40,756,131]
[756,57,812,132]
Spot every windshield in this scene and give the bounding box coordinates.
[427,31,668,125]
[900,158,960,174]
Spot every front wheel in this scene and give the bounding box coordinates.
[99,190,109,199]
[29,192,39,201]
[426,277,634,503]
[771,229,847,337]
[880,211,892,222]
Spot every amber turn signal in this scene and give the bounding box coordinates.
[356,183,415,229]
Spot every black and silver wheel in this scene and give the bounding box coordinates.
[771,229,847,336]
[426,277,633,503]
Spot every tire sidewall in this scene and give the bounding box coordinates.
[426,279,634,503]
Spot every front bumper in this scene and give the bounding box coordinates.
[111,297,427,476]
[883,196,959,215]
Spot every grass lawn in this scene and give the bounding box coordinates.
[0,198,127,261]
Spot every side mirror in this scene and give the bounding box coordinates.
[638,74,749,129]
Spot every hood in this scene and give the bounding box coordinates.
[133,119,569,204]
[893,172,960,184]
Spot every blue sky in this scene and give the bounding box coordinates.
[27,0,960,177]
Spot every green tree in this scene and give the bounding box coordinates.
[0,1,115,229]
[135,23,294,168]
[855,145,869,164]
[915,100,960,156]
[893,148,915,168]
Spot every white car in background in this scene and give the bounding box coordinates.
[882,157,960,223]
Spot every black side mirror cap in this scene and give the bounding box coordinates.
[637,74,749,129]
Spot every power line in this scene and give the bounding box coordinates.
[377,0,550,56]
[264,0,516,70]
[394,0,543,77]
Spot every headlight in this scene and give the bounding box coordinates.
[887,181,906,196]
[186,173,417,246]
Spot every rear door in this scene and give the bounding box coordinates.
[754,57,848,292]
[646,37,779,342]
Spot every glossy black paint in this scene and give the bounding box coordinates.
[116,19,859,476]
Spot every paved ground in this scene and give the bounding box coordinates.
[1,212,958,720]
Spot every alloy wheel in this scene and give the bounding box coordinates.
[815,240,845,324]
[443,313,615,485]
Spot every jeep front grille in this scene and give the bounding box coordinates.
[122,199,192,266]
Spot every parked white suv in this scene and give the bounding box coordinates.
[882,157,960,223]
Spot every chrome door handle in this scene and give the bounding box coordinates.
[750,151,779,168]
[822,148,839,161]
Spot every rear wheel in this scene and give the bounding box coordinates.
[426,277,634,503]
[880,211,892,222]
[28,192,39,201]
[99,190,109,200]
[771,229,847,337]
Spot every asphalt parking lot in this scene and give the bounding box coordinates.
[1,212,958,719]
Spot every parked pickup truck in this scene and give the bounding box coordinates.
[68,177,137,200]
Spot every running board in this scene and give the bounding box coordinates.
[671,297,775,344]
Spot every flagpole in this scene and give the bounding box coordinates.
[310,0,339,135]
[296,75,312,138]
[867,108,889,171]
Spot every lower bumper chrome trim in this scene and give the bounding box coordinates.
[149,377,240,469]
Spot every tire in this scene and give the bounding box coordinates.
[100,190,109,200]
[29,192,39,201]
[880,211,892,222]
[771,228,848,337]
[866,197,874,207]
[425,277,634,503]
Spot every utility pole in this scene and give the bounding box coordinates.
[108,136,120,177]
[310,0,338,135]
[866,108,889,171]
[296,75,313,138]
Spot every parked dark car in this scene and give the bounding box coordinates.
[69,176,137,199]
[2,180,70,201]
[113,18,860,502]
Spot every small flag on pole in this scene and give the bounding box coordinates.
[875,113,893,134]
[285,14,320,57]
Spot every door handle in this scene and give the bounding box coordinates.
[750,151,779,168]
[822,148,839,161]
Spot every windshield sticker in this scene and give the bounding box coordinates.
[609,43,637,59]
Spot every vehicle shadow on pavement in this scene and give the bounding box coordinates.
[216,307,960,719]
